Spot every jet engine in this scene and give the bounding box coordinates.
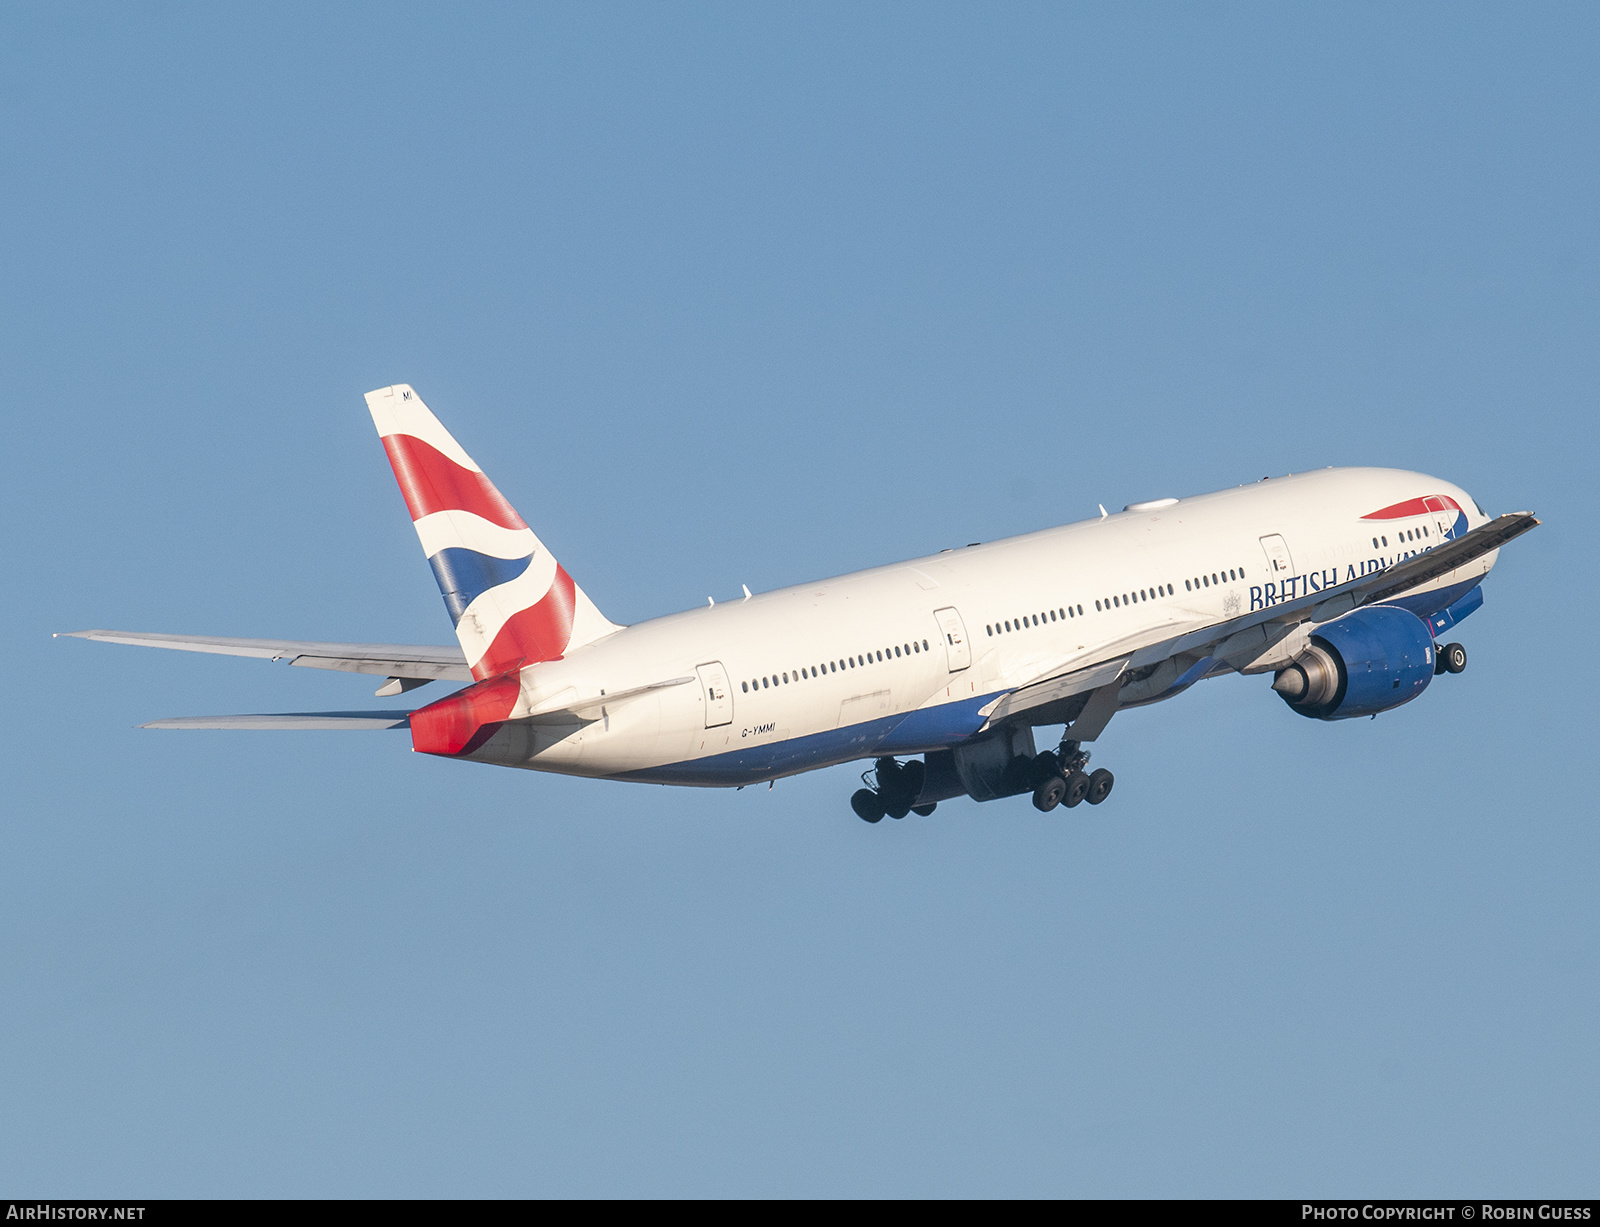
[1271,605,1435,720]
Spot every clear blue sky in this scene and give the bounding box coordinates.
[3,3,1595,1197]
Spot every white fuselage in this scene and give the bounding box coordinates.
[493,467,1493,786]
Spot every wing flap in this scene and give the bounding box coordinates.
[982,656,1130,724]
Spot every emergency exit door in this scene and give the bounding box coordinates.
[696,662,733,728]
[1259,534,1296,579]
[933,607,971,672]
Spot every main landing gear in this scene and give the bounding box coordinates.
[850,743,1116,822]
[1434,641,1467,676]
[851,757,937,824]
[1030,740,1113,813]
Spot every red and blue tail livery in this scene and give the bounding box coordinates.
[365,384,617,682]
[61,384,1539,822]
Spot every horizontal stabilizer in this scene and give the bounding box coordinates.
[141,711,413,730]
[57,630,470,682]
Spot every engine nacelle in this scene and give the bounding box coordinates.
[1271,605,1434,720]
[949,724,1038,801]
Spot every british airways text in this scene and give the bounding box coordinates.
[1251,559,1389,610]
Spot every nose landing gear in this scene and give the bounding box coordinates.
[1434,641,1467,675]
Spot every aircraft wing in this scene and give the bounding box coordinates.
[985,511,1540,729]
[56,630,471,682]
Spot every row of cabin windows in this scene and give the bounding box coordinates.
[741,639,933,693]
[1095,583,1176,612]
[1184,569,1244,592]
[985,568,1250,628]
[986,606,1086,636]
[1373,526,1428,550]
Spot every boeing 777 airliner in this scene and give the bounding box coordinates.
[61,385,1538,821]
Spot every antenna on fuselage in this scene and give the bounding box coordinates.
[1099,504,1108,519]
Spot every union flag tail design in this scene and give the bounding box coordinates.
[366,384,619,681]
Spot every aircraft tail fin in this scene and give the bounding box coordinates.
[365,384,620,680]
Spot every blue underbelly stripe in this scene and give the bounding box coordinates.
[1369,576,1481,623]
[614,688,1005,787]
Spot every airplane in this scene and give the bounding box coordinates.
[59,384,1539,822]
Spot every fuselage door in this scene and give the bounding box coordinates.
[933,607,971,672]
[1425,496,1462,541]
[1258,534,1296,581]
[696,661,733,728]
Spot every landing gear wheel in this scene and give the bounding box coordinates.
[851,789,886,823]
[1032,774,1067,812]
[1443,642,1467,674]
[1062,770,1090,808]
[1086,768,1115,806]
[911,802,937,817]
[1029,751,1061,788]
[898,758,926,800]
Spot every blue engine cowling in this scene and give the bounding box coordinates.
[1272,605,1435,720]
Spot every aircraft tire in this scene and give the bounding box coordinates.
[899,758,926,803]
[1033,774,1067,812]
[1086,768,1115,805]
[1443,642,1467,674]
[1029,751,1061,788]
[851,789,886,823]
[1062,770,1090,808]
[911,802,937,817]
